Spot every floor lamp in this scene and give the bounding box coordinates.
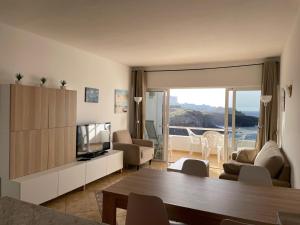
[134,97,142,138]
[260,95,272,142]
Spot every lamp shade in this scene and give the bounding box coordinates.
[260,95,272,104]
[134,97,142,103]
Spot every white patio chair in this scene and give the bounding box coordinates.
[202,131,224,163]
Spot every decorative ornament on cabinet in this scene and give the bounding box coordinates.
[15,73,23,84]
[60,80,67,89]
[40,77,47,87]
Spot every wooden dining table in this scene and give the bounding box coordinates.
[101,168,300,225]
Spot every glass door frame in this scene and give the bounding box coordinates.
[224,87,261,162]
[145,88,170,162]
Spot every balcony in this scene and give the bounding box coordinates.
[168,126,256,169]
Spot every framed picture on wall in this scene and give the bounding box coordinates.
[115,89,128,113]
[85,87,99,103]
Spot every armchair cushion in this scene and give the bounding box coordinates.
[132,139,154,147]
[236,149,257,164]
[113,130,133,144]
[254,141,284,178]
[113,143,141,165]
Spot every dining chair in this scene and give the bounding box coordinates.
[181,159,208,177]
[238,165,273,187]
[126,193,185,225]
[221,219,253,225]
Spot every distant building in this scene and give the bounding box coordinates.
[170,96,179,105]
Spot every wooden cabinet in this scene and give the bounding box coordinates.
[10,130,49,179]
[9,85,77,179]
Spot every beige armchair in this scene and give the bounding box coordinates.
[112,130,154,169]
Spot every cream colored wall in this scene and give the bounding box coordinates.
[280,11,300,188]
[0,23,130,132]
[146,61,262,89]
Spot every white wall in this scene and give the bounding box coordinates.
[280,11,300,188]
[146,61,262,89]
[0,23,130,132]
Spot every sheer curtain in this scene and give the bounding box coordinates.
[257,60,280,150]
[130,68,147,139]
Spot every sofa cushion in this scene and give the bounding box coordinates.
[113,130,133,144]
[223,160,252,175]
[254,141,284,178]
[236,149,257,163]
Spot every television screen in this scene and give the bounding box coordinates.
[76,123,111,157]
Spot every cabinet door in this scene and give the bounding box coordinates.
[86,157,107,184]
[10,130,49,179]
[10,131,29,179]
[20,171,58,204]
[65,90,77,126]
[48,89,66,128]
[64,126,76,164]
[55,89,66,127]
[48,128,65,169]
[10,85,47,131]
[48,89,57,128]
[58,163,85,195]
[10,84,23,131]
[106,151,123,174]
[40,88,49,129]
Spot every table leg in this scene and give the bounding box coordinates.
[102,192,117,225]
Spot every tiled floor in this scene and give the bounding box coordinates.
[43,155,223,225]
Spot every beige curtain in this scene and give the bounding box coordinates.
[256,61,280,150]
[130,68,146,139]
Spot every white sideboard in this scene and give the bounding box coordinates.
[5,150,123,205]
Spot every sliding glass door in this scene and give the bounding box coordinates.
[144,89,169,161]
[225,89,261,160]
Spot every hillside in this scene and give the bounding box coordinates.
[169,107,258,128]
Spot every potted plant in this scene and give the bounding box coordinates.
[60,80,67,89]
[15,73,23,84]
[40,77,47,87]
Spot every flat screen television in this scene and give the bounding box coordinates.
[76,122,111,158]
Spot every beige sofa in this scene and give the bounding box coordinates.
[112,130,154,169]
[219,141,291,187]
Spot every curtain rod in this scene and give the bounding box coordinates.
[145,63,263,73]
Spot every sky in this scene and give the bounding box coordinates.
[170,89,261,112]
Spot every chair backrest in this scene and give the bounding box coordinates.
[112,130,132,144]
[125,193,170,225]
[145,120,159,141]
[203,131,222,149]
[238,165,273,187]
[181,159,208,177]
[221,219,253,225]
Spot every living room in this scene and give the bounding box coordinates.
[1,1,300,225]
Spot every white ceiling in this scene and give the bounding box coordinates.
[0,0,299,66]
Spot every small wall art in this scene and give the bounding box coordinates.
[85,87,99,103]
[115,89,128,113]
